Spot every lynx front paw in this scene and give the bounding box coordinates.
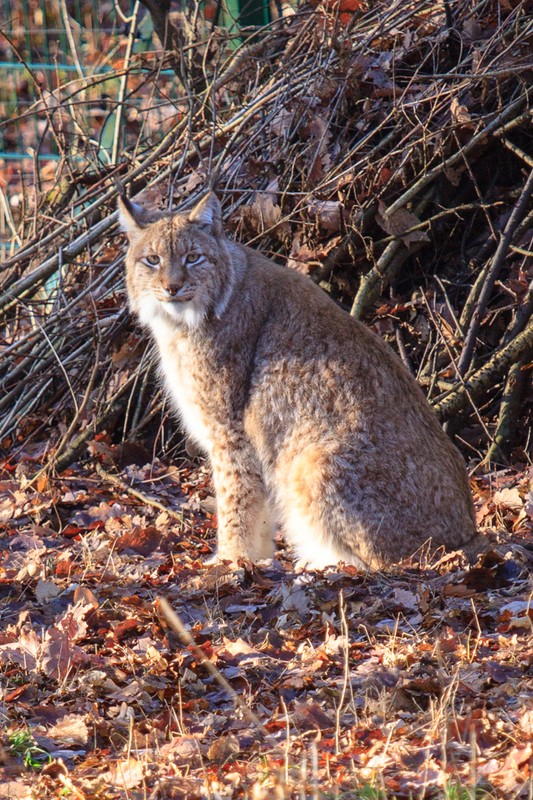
[205,548,274,567]
[204,551,238,567]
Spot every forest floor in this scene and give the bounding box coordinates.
[0,452,532,800]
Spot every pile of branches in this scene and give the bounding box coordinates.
[1,0,532,472]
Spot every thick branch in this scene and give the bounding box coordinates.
[433,315,533,421]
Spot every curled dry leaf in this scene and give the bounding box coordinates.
[451,96,473,125]
[376,201,430,247]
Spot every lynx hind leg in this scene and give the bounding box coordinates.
[279,444,374,570]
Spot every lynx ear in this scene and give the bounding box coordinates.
[188,192,222,236]
[116,181,153,240]
[118,196,149,236]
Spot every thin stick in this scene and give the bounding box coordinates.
[112,2,140,165]
[156,596,268,736]
[457,168,533,376]
[383,95,530,218]
[95,463,189,528]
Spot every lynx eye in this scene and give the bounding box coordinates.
[185,252,201,265]
[143,255,160,268]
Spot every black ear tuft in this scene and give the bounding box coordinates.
[117,183,152,237]
[188,192,223,236]
[114,177,127,201]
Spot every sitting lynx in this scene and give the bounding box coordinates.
[119,191,477,569]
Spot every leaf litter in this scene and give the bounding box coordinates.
[0,454,532,799]
[1,0,533,796]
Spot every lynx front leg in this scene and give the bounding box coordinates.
[209,442,274,564]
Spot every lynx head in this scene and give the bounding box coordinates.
[119,192,236,330]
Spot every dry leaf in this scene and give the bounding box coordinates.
[207,734,240,762]
[219,637,262,660]
[73,585,99,609]
[47,714,89,746]
[306,115,332,185]
[293,701,334,731]
[103,757,144,790]
[35,579,61,605]
[451,97,472,124]
[376,201,430,247]
[183,170,206,194]
[41,603,92,680]
[160,735,204,760]
[249,178,282,232]
[307,199,343,233]
[0,629,40,671]
[0,780,34,799]
[518,708,533,735]
[391,587,419,611]
[493,487,523,510]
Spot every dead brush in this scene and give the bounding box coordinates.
[0,0,531,472]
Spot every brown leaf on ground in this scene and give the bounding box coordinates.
[292,701,335,731]
[102,757,144,790]
[41,603,92,680]
[115,526,164,555]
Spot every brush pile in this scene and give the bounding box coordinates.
[1,0,532,471]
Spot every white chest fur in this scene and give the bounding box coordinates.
[147,312,213,454]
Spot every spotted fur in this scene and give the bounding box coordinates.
[119,192,477,569]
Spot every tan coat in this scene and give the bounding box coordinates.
[120,192,477,569]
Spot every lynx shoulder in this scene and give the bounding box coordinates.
[119,191,478,569]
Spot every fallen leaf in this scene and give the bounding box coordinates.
[160,735,205,760]
[47,714,89,746]
[293,701,334,731]
[115,527,163,555]
[35,579,61,604]
[493,487,523,510]
[451,97,473,125]
[102,757,144,790]
[0,629,40,671]
[307,199,344,233]
[0,779,33,799]
[207,734,240,762]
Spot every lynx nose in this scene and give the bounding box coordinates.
[163,281,182,297]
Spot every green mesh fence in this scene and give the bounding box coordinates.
[0,1,179,259]
[0,0,181,156]
[0,0,276,259]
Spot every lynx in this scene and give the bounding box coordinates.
[119,191,477,569]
